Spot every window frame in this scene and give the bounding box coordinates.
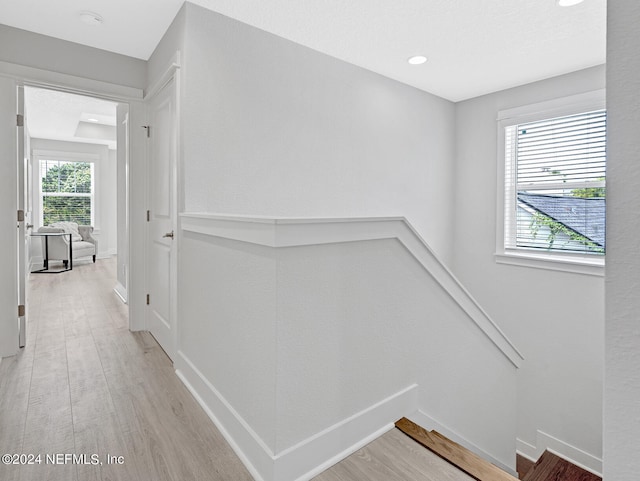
[35,151,99,229]
[495,89,606,276]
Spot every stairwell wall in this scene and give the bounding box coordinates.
[178,3,457,265]
[452,66,605,472]
[145,2,506,479]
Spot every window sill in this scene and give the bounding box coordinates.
[495,251,604,277]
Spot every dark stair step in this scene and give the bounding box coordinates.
[522,450,601,481]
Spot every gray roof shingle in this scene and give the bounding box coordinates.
[517,193,606,248]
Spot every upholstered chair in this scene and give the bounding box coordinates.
[37,222,98,266]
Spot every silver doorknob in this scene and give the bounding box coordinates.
[26,224,34,230]
[163,231,174,239]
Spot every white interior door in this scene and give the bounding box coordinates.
[17,85,30,348]
[146,77,177,361]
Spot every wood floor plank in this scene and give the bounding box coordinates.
[315,428,475,481]
[1,258,254,481]
[396,417,519,481]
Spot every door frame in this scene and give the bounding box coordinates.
[16,85,31,348]
[1,63,145,356]
[143,56,181,360]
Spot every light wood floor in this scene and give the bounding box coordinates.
[315,428,474,481]
[0,258,253,481]
[0,257,473,481]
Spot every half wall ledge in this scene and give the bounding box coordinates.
[180,212,524,368]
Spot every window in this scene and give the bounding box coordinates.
[40,159,94,226]
[496,90,606,275]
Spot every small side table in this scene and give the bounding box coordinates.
[30,232,73,274]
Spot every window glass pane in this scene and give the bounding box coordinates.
[516,189,605,254]
[43,196,92,225]
[41,160,92,194]
[40,159,93,226]
[511,109,606,256]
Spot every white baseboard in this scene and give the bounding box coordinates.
[278,384,418,481]
[30,256,43,271]
[410,410,518,477]
[175,352,271,481]
[516,432,602,476]
[97,249,117,259]
[113,282,127,304]
[516,438,537,462]
[175,350,419,481]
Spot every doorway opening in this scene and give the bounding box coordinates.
[19,86,130,346]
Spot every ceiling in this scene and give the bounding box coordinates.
[25,87,118,149]
[0,0,605,102]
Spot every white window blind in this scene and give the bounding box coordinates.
[504,109,606,256]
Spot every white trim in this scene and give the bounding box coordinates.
[181,213,524,368]
[516,438,538,462]
[0,61,141,102]
[496,89,607,273]
[175,352,271,481]
[516,432,602,476]
[0,60,142,101]
[145,51,181,101]
[276,384,418,481]
[497,89,606,123]
[495,252,604,276]
[176,349,418,481]
[411,410,518,476]
[113,282,127,304]
[97,249,116,259]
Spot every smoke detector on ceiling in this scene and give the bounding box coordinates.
[80,11,104,26]
[557,0,585,6]
[408,55,428,65]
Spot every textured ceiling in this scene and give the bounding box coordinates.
[0,0,606,101]
[25,87,118,149]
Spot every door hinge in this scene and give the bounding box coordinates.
[18,305,25,317]
[146,294,150,305]
[17,210,24,222]
[17,114,24,127]
[142,125,150,138]
[147,210,150,222]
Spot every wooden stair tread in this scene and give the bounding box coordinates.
[522,451,601,481]
[395,417,519,481]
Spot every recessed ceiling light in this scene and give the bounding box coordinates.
[557,0,584,6]
[408,55,428,65]
[87,118,99,123]
[80,11,104,26]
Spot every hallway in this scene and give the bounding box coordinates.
[0,258,253,481]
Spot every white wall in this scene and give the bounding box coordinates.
[29,139,118,260]
[604,1,640,479]
[0,24,146,90]
[177,216,518,481]
[453,66,605,471]
[147,5,185,97]
[176,3,456,264]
